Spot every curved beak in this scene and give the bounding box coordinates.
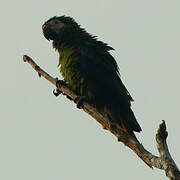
[42,22,51,41]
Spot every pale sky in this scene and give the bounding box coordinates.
[1,0,180,179]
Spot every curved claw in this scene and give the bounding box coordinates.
[74,96,87,109]
[55,78,67,88]
[53,89,62,97]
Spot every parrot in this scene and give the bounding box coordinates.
[42,16,142,139]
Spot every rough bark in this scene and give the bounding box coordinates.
[22,55,180,180]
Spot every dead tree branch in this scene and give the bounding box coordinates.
[22,55,180,180]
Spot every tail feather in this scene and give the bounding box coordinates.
[107,106,142,140]
[122,107,142,132]
[120,120,140,141]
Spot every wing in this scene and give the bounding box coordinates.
[77,43,133,107]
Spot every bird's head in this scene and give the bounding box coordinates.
[42,16,79,41]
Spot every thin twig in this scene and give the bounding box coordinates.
[22,55,180,179]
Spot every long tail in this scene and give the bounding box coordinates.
[108,106,142,140]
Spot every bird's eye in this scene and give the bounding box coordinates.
[54,20,58,24]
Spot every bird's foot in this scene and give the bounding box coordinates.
[74,96,87,109]
[53,78,67,97]
[55,78,67,88]
[53,89,62,97]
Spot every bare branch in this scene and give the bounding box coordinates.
[156,121,180,179]
[22,55,180,179]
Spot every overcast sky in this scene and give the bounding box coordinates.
[1,0,180,179]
